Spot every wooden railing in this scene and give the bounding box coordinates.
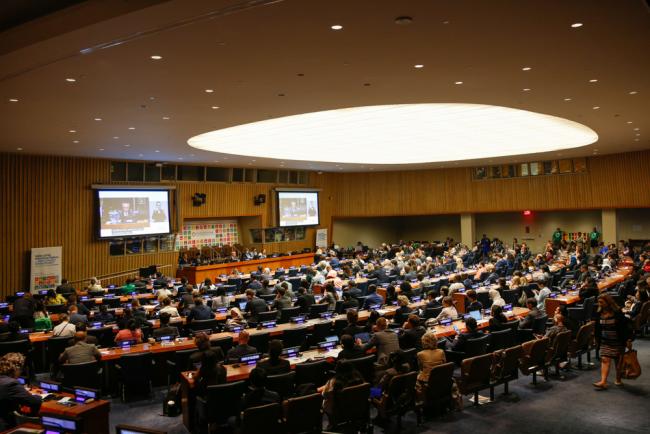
[69,264,175,288]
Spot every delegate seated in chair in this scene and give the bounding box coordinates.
[446,317,483,352]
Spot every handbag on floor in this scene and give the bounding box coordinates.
[163,382,182,416]
[617,349,641,380]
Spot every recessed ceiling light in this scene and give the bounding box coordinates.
[139,153,144,157]
[9,98,18,102]
[564,98,572,101]
[592,106,600,110]
[633,127,640,131]
[628,91,638,95]
[627,121,633,124]
[522,88,531,92]
[113,136,119,139]
[454,81,463,85]
[177,157,183,160]
[73,140,79,143]
[414,64,424,69]
[589,79,598,83]
[155,150,160,153]
[94,118,102,121]
[65,78,76,82]
[124,144,131,147]
[150,55,162,60]
[635,138,640,141]
[211,106,220,110]
[69,129,76,133]
[128,126,135,130]
[162,116,170,120]
[16,147,23,151]
[98,148,104,151]
[205,89,214,93]
[188,103,598,165]
[522,67,532,71]
[331,25,343,30]
[571,23,583,28]
[636,133,641,136]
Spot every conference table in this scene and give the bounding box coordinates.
[176,305,529,430]
[20,385,110,434]
[176,253,315,285]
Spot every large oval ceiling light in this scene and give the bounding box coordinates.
[188,104,598,165]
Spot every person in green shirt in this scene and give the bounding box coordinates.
[120,279,136,295]
[589,227,600,252]
[552,227,563,249]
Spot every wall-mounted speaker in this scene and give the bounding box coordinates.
[254,194,266,205]
[192,193,206,207]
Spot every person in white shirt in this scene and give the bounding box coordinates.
[533,279,552,313]
[52,313,76,337]
[156,287,173,300]
[158,297,180,317]
[448,275,465,294]
[489,289,506,307]
[86,278,103,292]
[435,296,458,322]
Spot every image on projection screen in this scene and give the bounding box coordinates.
[98,190,171,238]
[278,191,319,227]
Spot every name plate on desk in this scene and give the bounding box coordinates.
[261,320,276,329]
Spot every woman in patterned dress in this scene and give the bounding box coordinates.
[593,294,632,390]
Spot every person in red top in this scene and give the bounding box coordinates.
[114,319,142,344]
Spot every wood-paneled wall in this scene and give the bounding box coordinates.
[314,151,650,231]
[0,153,315,297]
[2,150,650,297]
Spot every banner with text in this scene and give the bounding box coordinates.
[316,228,328,248]
[30,246,63,293]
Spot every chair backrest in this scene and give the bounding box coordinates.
[574,321,595,350]
[333,318,348,336]
[241,403,283,434]
[259,294,276,303]
[308,303,328,318]
[460,353,492,392]
[284,393,323,434]
[205,381,247,424]
[279,307,302,324]
[257,310,279,323]
[47,336,72,364]
[342,354,376,384]
[502,289,520,305]
[401,347,418,371]
[332,382,371,427]
[282,327,308,348]
[499,345,523,381]
[210,336,234,354]
[528,337,550,366]
[266,371,296,401]
[532,315,548,334]
[465,335,491,357]
[174,348,199,371]
[423,306,442,319]
[551,330,572,361]
[117,352,153,382]
[0,339,31,357]
[294,359,330,387]
[385,371,417,414]
[87,326,115,349]
[189,319,219,332]
[248,332,270,354]
[476,291,491,309]
[61,360,101,390]
[489,328,516,351]
[582,297,596,318]
[426,362,454,401]
[45,304,67,314]
[311,321,333,341]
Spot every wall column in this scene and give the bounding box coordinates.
[460,213,476,247]
[601,209,617,245]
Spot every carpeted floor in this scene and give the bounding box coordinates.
[109,336,650,434]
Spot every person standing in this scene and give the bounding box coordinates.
[12,293,35,329]
[552,227,563,250]
[589,227,600,253]
[593,294,633,390]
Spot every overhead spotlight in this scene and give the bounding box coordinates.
[330,24,343,30]
[394,16,413,25]
[522,67,532,71]
[571,23,583,28]
[414,64,424,68]
[150,55,162,60]
[65,78,76,82]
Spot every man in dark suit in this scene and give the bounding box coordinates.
[294,286,315,313]
[361,317,400,367]
[244,289,269,322]
[12,292,35,328]
[363,285,384,310]
[341,309,365,337]
[187,298,213,323]
[399,314,426,351]
[241,368,280,410]
[337,334,366,361]
[519,298,542,329]
[346,281,363,298]
[448,317,484,352]
[226,331,258,363]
